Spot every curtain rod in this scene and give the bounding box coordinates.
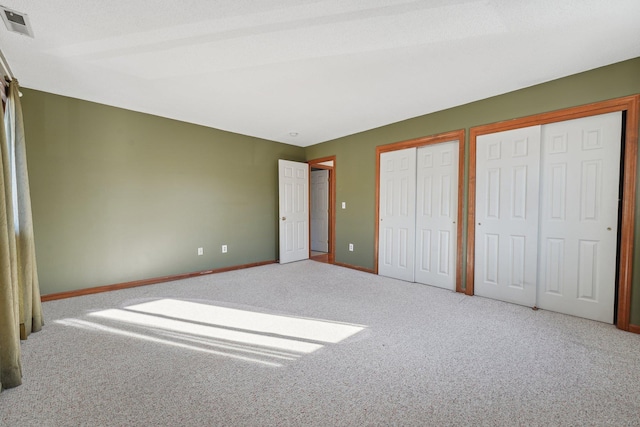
[0,48,14,83]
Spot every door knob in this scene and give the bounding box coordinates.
[607,227,612,231]
[282,217,286,220]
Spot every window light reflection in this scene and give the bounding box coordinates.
[89,308,324,354]
[56,299,366,367]
[56,318,283,367]
[125,299,365,344]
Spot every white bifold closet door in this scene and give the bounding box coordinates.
[475,126,542,307]
[415,141,459,289]
[379,148,417,282]
[475,112,622,323]
[537,112,622,323]
[379,142,458,290]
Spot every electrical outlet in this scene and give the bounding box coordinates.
[349,243,354,252]
[197,247,203,256]
[222,245,228,253]
[342,202,346,209]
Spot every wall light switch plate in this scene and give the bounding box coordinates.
[342,202,346,209]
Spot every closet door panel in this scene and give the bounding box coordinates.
[415,141,458,290]
[537,112,622,323]
[378,148,417,282]
[475,126,541,307]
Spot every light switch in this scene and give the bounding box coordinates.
[342,202,346,209]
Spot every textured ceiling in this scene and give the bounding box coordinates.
[1,0,639,147]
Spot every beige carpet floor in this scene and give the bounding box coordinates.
[2,260,640,426]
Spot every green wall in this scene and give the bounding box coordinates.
[21,57,640,326]
[305,57,640,325]
[22,89,305,294]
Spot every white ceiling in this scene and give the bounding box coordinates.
[1,0,639,147]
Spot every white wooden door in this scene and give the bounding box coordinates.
[537,112,622,323]
[278,159,309,264]
[378,148,417,282]
[310,169,329,252]
[475,126,541,307]
[415,141,458,290]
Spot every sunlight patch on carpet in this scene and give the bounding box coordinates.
[55,298,366,367]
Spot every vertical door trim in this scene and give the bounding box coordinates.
[466,95,640,331]
[375,130,466,292]
[308,156,336,264]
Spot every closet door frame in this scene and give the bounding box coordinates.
[375,129,465,292]
[466,95,640,331]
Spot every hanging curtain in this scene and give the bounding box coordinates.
[0,80,22,390]
[0,80,43,391]
[7,81,43,340]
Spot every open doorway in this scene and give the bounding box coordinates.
[308,156,336,264]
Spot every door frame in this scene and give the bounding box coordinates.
[375,130,466,292]
[466,95,640,331]
[308,156,336,264]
